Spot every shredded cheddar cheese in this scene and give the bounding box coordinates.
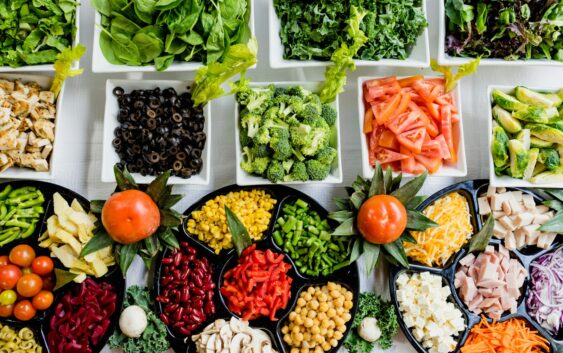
[405,192,473,267]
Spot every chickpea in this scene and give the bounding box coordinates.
[291,348,299,353]
[295,333,304,342]
[311,326,320,335]
[318,302,329,312]
[307,311,317,319]
[330,290,341,298]
[313,334,324,343]
[326,308,336,318]
[334,317,344,327]
[321,319,329,329]
[289,312,297,321]
[300,347,309,353]
[297,298,306,307]
[335,297,345,307]
[292,326,300,334]
[337,325,346,333]
[344,291,353,301]
[309,300,319,310]
[314,346,323,353]
[344,300,353,310]
[333,331,343,340]
[330,339,339,348]
[284,335,292,344]
[307,287,316,295]
[317,292,327,302]
[304,318,314,328]
[317,312,326,321]
[321,342,331,351]
[336,307,344,316]
[303,333,311,341]
[320,328,327,336]
[303,293,313,301]
[343,313,352,322]
[282,326,289,334]
[326,329,334,338]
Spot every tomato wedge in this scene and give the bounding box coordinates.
[440,105,457,162]
[363,108,374,133]
[433,134,451,160]
[387,111,426,135]
[414,153,443,174]
[372,147,409,166]
[376,93,401,125]
[400,147,426,174]
[388,93,411,121]
[398,75,424,88]
[397,128,426,154]
[379,129,399,150]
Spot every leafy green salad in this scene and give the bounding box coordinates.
[92,0,252,71]
[273,0,427,62]
[0,0,78,68]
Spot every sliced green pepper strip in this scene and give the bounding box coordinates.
[4,220,31,228]
[8,187,36,199]
[0,209,17,224]
[20,221,37,239]
[0,232,20,247]
[5,191,40,205]
[0,185,12,200]
[17,194,44,209]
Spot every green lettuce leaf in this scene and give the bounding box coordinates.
[430,57,480,93]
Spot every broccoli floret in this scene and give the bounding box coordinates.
[286,86,311,98]
[282,159,294,173]
[253,144,271,158]
[241,113,262,138]
[316,146,337,166]
[254,126,271,145]
[290,124,312,146]
[538,148,560,170]
[244,87,274,114]
[239,127,252,147]
[266,160,285,183]
[300,104,321,120]
[321,104,337,126]
[288,96,304,114]
[274,86,288,97]
[292,148,306,161]
[306,159,331,180]
[264,107,279,121]
[272,139,292,160]
[301,127,330,156]
[284,161,309,182]
[240,146,254,174]
[252,157,271,174]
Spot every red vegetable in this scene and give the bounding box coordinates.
[47,279,116,353]
[220,244,292,321]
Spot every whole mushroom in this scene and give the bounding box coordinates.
[119,305,148,338]
[357,317,381,342]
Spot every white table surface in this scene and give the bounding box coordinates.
[4,0,563,352]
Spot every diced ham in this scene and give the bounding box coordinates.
[486,185,496,198]
[480,297,500,308]
[479,259,498,282]
[484,245,495,255]
[512,212,534,227]
[501,200,512,215]
[468,294,484,311]
[460,276,478,302]
[478,197,491,215]
[478,279,504,288]
[459,253,475,267]
[500,295,516,311]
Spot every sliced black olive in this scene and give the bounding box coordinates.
[148,152,160,163]
[191,148,202,159]
[133,100,144,110]
[147,118,157,130]
[147,109,157,119]
[113,87,125,96]
[173,160,183,171]
[176,151,187,161]
[172,113,182,123]
[149,98,160,109]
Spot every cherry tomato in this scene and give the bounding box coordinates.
[0,290,17,305]
[357,195,407,244]
[9,245,36,267]
[13,300,36,321]
[22,268,32,275]
[31,290,53,310]
[102,190,160,244]
[31,256,54,276]
[0,304,13,317]
[42,276,55,291]
[0,265,22,290]
[0,256,9,267]
[16,274,42,298]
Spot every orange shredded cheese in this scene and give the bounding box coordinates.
[405,192,473,267]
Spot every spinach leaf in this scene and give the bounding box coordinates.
[206,17,226,64]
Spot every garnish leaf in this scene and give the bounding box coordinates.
[54,268,78,291]
[468,215,494,253]
[390,171,427,204]
[157,227,179,249]
[390,173,402,193]
[546,190,563,202]
[400,232,417,244]
[158,193,183,209]
[383,240,409,268]
[539,212,563,233]
[114,164,138,191]
[80,227,113,257]
[369,163,384,197]
[352,176,369,193]
[89,200,105,213]
[406,210,439,231]
[328,210,354,223]
[334,197,350,210]
[363,242,380,274]
[430,57,480,93]
[159,209,184,227]
[146,170,171,203]
[383,166,393,195]
[225,205,252,256]
[118,242,141,275]
[350,191,366,210]
[405,195,427,210]
[332,218,355,236]
[50,44,86,98]
[543,199,563,212]
[349,238,362,264]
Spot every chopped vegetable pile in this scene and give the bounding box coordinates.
[236,84,339,182]
[47,278,117,353]
[396,272,465,353]
[344,292,398,353]
[0,79,57,173]
[109,285,169,353]
[455,244,527,320]
[91,0,251,71]
[362,76,460,174]
[406,192,473,267]
[490,87,563,183]
[461,317,550,353]
[187,189,276,253]
[445,0,563,61]
[0,0,77,67]
[0,185,44,247]
[526,247,562,336]
[273,0,427,62]
[221,244,292,321]
[282,282,353,353]
[0,324,42,352]
[273,199,349,277]
[156,242,215,336]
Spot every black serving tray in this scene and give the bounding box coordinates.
[389,179,563,353]
[154,184,360,353]
[0,180,125,353]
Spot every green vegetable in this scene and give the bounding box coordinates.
[508,139,529,178]
[528,123,563,145]
[344,292,398,353]
[538,148,560,170]
[515,86,559,108]
[512,106,560,124]
[491,126,510,171]
[492,89,528,111]
[50,44,86,98]
[515,129,531,149]
[225,205,252,256]
[530,136,554,148]
[0,0,78,68]
[92,0,251,70]
[493,105,522,133]
[530,167,563,184]
[523,148,539,180]
[430,57,480,93]
[0,185,44,247]
[109,286,169,353]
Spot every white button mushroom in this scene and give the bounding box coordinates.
[357,317,381,342]
[119,305,148,338]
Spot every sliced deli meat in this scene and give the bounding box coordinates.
[455,244,527,320]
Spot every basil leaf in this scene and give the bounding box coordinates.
[225,205,252,256]
[406,210,439,231]
[118,242,141,276]
[54,268,78,291]
[80,228,114,257]
[468,215,494,253]
[114,164,138,191]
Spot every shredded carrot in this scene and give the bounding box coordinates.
[461,317,551,353]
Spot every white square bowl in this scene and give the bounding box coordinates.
[487,85,563,188]
[0,8,80,72]
[0,73,65,179]
[92,1,256,73]
[268,0,430,69]
[437,1,563,67]
[102,79,211,185]
[235,82,343,185]
[357,76,467,179]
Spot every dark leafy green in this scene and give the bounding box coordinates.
[0,0,78,67]
[273,0,427,62]
[91,0,252,70]
[445,0,562,61]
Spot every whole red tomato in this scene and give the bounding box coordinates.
[32,290,53,310]
[13,300,35,321]
[101,190,160,244]
[0,304,13,317]
[9,245,35,267]
[357,195,407,244]
[0,265,22,290]
[16,274,42,298]
[0,256,9,267]
[31,256,54,276]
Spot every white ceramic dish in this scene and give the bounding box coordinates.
[357,76,467,179]
[102,80,211,185]
[0,74,65,180]
[235,82,343,185]
[92,1,256,73]
[0,8,80,72]
[437,1,562,67]
[487,85,563,188]
[268,0,430,69]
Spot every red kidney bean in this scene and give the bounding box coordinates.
[192,288,204,296]
[161,257,173,265]
[161,276,173,286]
[173,252,182,267]
[204,301,215,315]
[160,313,169,325]
[178,327,191,335]
[181,288,190,303]
[174,307,184,322]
